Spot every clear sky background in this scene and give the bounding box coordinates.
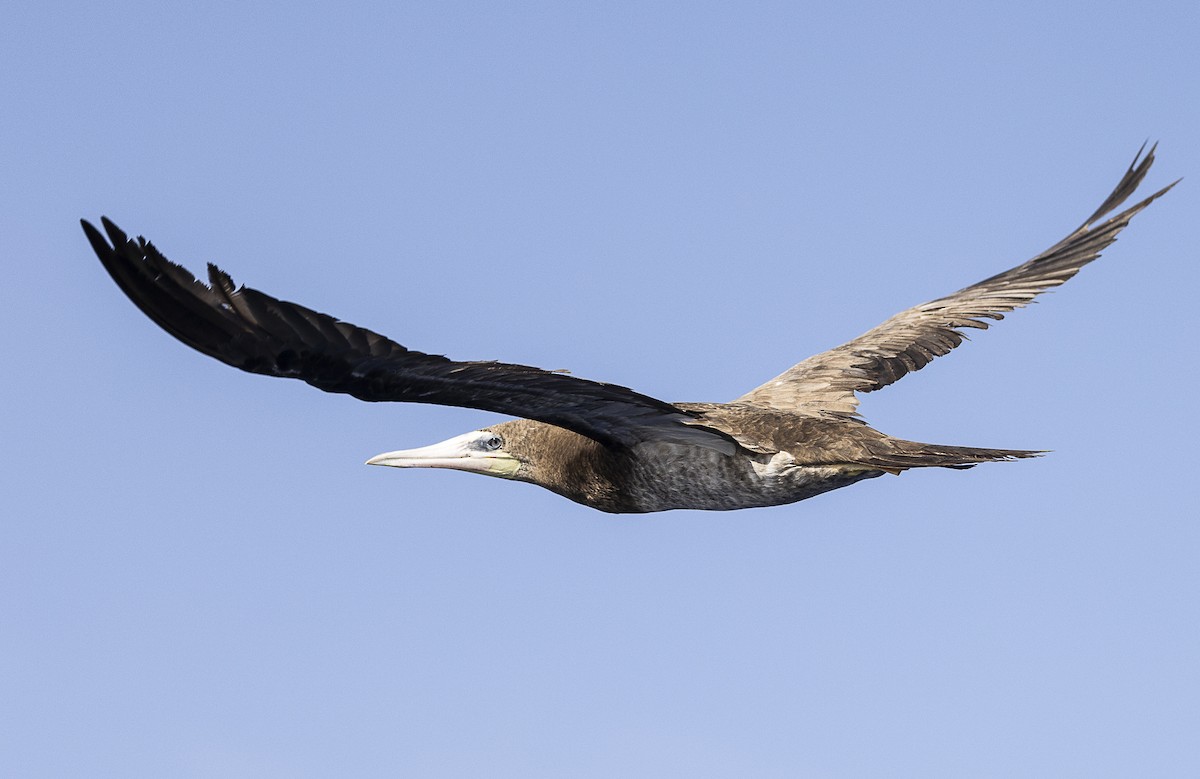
[2,2,1197,776]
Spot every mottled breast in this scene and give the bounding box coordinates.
[622,442,882,512]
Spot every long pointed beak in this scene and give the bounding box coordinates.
[365,440,473,470]
[366,432,519,478]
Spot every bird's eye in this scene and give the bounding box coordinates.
[483,435,503,451]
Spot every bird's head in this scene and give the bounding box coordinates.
[366,425,525,480]
[365,419,604,482]
[365,420,627,508]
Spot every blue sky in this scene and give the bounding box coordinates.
[2,1,1197,776]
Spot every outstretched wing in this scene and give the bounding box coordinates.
[737,144,1176,416]
[84,218,735,453]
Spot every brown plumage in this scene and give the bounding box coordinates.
[84,146,1175,512]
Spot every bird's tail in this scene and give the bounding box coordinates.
[861,438,1045,473]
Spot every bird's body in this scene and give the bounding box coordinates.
[539,439,879,514]
[481,405,1035,512]
[528,429,883,514]
[84,146,1175,513]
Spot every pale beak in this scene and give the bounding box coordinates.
[365,431,519,478]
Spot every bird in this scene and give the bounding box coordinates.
[83,146,1174,513]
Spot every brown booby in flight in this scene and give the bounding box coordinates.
[84,146,1174,513]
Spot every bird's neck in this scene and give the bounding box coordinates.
[515,425,639,513]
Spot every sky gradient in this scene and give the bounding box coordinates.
[2,2,1198,776]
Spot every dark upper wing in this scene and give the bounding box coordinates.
[84,218,735,453]
[737,144,1177,416]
